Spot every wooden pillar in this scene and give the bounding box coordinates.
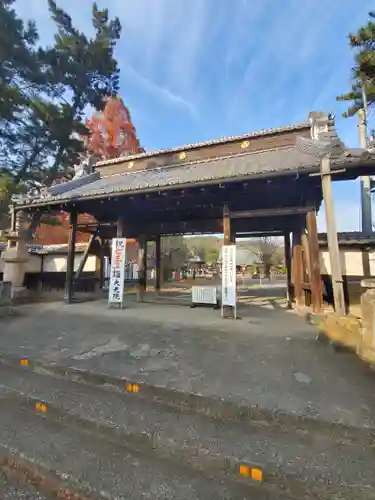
[306,210,323,314]
[301,232,310,307]
[95,238,105,291]
[292,229,304,307]
[320,156,345,315]
[155,235,161,293]
[284,232,293,309]
[64,210,77,304]
[117,217,124,238]
[222,204,235,318]
[137,237,147,301]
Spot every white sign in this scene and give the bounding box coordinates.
[221,245,236,307]
[108,238,126,305]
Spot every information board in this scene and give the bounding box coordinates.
[108,238,126,306]
[221,244,236,307]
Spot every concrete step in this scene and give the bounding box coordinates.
[0,464,53,500]
[0,351,372,443]
[0,359,374,499]
[0,391,282,500]
[0,456,83,499]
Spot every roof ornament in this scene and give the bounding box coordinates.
[295,111,346,158]
[73,153,96,179]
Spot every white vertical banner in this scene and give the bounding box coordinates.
[108,238,126,306]
[221,244,236,314]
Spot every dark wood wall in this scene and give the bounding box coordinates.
[96,128,311,177]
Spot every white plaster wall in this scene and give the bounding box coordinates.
[43,254,96,273]
[25,255,42,273]
[0,252,96,274]
[320,249,374,277]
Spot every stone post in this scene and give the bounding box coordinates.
[360,279,375,364]
[1,210,29,300]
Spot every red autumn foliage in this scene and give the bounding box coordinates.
[83,96,144,160]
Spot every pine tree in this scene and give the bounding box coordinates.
[0,0,42,123]
[0,1,122,233]
[37,0,122,182]
[337,12,375,117]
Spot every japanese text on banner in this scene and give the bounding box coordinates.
[108,238,126,304]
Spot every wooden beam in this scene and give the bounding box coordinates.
[129,215,302,238]
[284,232,293,309]
[306,210,323,313]
[320,157,345,315]
[117,217,124,238]
[231,206,313,219]
[64,210,77,304]
[74,232,97,282]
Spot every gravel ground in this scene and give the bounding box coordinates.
[1,300,375,430]
[0,470,52,500]
[0,389,287,500]
[0,361,373,499]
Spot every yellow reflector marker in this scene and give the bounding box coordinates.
[239,465,263,482]
[239,465,250,477]
[35,402,47,413]
[251,468,263,482]
[126,383,139,393]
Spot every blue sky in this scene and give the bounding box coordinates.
[15,0,373,232]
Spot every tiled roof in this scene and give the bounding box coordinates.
[318,232,375,246]
[95,121,310,168]
[16,146,321,207]
[0,242,87,255]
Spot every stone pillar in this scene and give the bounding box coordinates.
[360,279,375,364]
[2,210,29,300]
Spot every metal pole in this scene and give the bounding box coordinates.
[359,79,372,233]
[320,157,346,315]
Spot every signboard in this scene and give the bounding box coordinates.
[108,238,126,306]
[221,244,236,309]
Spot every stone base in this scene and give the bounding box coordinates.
[11,287,30,304]
[360,285,375,364]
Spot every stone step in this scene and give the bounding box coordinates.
[0,456,84,500]
[0,352,372,444]
[0,360,374,499]
[0,391,281,500]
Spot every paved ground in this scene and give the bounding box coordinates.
[1,286,375,429]
[0,474,49,500]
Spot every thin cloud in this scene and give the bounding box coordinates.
[121,64,198,119]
